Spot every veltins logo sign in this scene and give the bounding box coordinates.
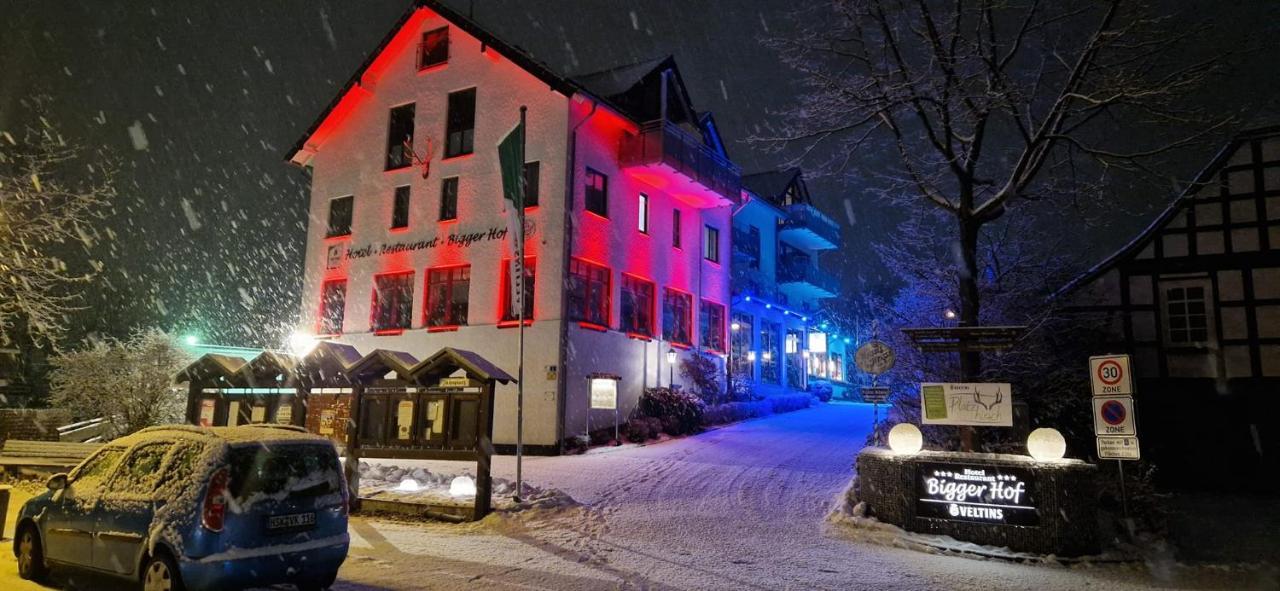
[916,462,1039,526]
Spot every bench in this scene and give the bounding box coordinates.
[0,440,102,477]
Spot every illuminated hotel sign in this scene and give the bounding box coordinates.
[327,221,540,270]
[916,462,1039,526]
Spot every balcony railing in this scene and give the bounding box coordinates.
[619,120,742,205]
[779,203,840,250]
[777,256,839,297]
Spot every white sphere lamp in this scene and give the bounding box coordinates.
[1027,427,1067,461]
[887,423,923,455]
[449,475,477,497]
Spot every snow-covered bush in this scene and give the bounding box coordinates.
[49,328,190,438]
[623,416,662,443]
[638,387,704,436]
[807,382,833,403]
[701,394,811,426]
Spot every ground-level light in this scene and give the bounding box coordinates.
[887,423,923,455]
[397,478,421,492]
[449,475,476,497]
[731,321,741,331]
[1026,427,1067,461]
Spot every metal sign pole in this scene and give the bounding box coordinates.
[514,106,527,504]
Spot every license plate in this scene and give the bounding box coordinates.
[267,512,316,531]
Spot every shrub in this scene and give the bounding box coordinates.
[701,394,812,426]
[727,376,759,402]
[639,387,705,435]
[808,381,833,403]
[622,416,662,443]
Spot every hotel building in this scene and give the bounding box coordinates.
[287,0,738,451]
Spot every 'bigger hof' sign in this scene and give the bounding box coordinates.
[916,462,1039,526]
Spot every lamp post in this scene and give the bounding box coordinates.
[666,348,676,388]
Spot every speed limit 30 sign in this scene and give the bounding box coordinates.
[1089,354,1132,396]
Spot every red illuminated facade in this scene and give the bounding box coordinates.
[287,0,739,451]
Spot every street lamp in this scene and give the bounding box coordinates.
[666,348,677,387]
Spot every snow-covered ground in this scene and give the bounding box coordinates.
[2,403,1273,590]
[334,403,1274,590]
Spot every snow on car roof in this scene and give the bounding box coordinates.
[118,424,330,447]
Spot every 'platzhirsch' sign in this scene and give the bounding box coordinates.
[920,383,1013,426]
[916,462,1039,526]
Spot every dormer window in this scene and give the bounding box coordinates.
[419,27,449,70]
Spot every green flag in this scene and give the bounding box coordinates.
[498,112,526,316]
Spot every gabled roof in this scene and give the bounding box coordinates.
[743,168,802,202]
[175,354,249,384]
[411,347,515,384]
[1054,124,1280,299]
[293,340,363,385]
[286,1,715,164]
[348,349,420,381]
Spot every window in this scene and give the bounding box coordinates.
[785,330,805,389]
[569,258,610,327]
[444,88,476,158]
[111,443,170,494]
[621,275,655,336]
[700,300,726,353]
[585,167,608,217]
[425,266,470,327]
[638,193,649,233]
[71,448,125,492]
[704,225,720,263]
[663,289,693,346]
[501,257,535,321]
[326,196,353,238]
[391,185,411,229]
[672,209,682,248]
[748,226,761,269]
[1165,282,1211,344]
[523,162,540,208]
[156,442,202,491]
[439,177,459,221]
[318,280,347,335]
[418,26,448,70]
[386,103,416,170]
[730,313,753,377]
[760,321,780,383]
[371,272,414,332]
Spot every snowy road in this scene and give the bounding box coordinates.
[334,403,1271,591]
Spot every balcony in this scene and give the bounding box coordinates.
[777,256,838,301]
[779,203,840,250]
[619,120,742,208]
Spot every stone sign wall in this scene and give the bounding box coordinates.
[856,447,1099,556]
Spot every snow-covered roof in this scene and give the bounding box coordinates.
[175,354,250,384]
[348,349,421,381]
[1053,123,1280,299]
[412,347,516,384]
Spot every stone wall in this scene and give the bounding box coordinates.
[0,409,72,442]
[856,447,1100,556]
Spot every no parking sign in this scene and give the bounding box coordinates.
[1093,396,1136,436]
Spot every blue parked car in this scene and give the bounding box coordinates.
[13,425,350,591]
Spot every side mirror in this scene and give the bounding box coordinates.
[47,473,68,491]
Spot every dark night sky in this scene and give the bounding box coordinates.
[2,0,1277,348]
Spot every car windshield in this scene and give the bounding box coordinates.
[226,443,342,502]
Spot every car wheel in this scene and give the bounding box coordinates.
[296,570,338,591]
[141,552,185,591]
[16,525,48,581]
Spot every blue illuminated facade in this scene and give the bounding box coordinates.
[729,169,848,397]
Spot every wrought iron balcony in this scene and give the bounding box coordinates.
[619,120,742,207]
[777,256,838,300]
[779,203,840,250]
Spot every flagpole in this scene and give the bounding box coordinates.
[515,105,527,503]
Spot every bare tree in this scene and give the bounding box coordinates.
[49,329,190,438]
[758,0,1233,382]
[0,114,114,349]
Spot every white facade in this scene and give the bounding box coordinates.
[290,3,735,449]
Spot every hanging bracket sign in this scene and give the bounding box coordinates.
[855,340,895,376]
